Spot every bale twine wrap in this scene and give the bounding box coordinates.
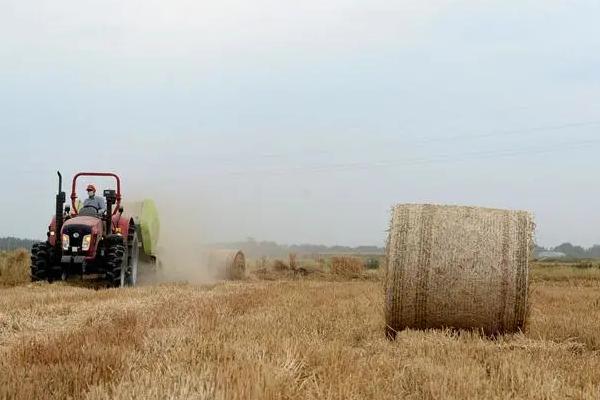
[384,204,534,337]
[207,250,246,280]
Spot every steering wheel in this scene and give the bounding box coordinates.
[79,205,105,217]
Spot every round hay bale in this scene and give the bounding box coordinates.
[384,204,534,338]
[0,249,30,286]
[271,259,290,271]
[207,250,246,280]
[330,256,364,277]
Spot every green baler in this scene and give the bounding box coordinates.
[124,199,160,264]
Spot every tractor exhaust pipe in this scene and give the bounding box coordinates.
[104,189,117,236]
[55,171,66,261]
[106,198,113,236]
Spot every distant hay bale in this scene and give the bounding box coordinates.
[207,250,246,280]
[256,258,325,279]
[270,259,289,271]
[0,249,30,286]
[331,256,364,277]
[288,253,298,270]
[384,204,534,338]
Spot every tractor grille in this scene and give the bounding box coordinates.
[63,224,92,252]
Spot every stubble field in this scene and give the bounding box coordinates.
[1,252,600,399]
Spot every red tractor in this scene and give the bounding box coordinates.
[30,171,152,287]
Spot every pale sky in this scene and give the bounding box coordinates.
[1,0,599,247]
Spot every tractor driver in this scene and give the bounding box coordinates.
[83,184,106,215]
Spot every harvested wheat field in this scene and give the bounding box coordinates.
[1,261,600,399]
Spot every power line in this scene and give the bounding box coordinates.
[410,120,600,145]
[217,137,600,176]
[8,118,600,176]
[184,118,600,165]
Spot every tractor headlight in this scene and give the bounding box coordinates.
[62,234,70,251]
[82,235,92,251]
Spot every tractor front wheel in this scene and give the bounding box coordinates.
[30,241,53,282]
[105,235,127,288]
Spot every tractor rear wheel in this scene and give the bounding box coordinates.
[30,241,53,282]
[105,235,127,288]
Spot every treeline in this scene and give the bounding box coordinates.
[3,235,598,259]
[212,238,384,258]
[541,243,600,259]
[218,240,600,259]
[0,237,36,251]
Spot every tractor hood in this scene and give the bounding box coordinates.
[62,216,103,236]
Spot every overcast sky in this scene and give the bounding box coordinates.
[1,0,599,247]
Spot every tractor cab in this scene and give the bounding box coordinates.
[60,182,125,258]
[73,188,115,218]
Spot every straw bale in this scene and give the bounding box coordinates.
[272,260,290,271]
[207,250,246,280]
[0,249,30,286]
[384,204,534,337]
[331,256,364,277]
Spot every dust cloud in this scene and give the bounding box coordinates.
[137,194,233,285]
[122,168,251,285]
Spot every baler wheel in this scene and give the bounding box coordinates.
[126,228,139,287]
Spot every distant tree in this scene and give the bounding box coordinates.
[210,239,384,258]
[0,237,36,251]
[589,245,600,258]
[554,243,588,259]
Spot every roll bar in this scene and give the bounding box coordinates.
[71,172,122,215]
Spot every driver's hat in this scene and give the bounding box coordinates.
[86,184,97,192]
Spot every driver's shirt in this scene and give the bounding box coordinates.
[83,196,106,213]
